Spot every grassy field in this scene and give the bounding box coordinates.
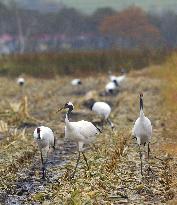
[0,52,176,204]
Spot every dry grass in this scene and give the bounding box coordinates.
[0,59,176,204]
[148,54,177,155]
[147,53,177,202]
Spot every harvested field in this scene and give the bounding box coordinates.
[0,68,176,204]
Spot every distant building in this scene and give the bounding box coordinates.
[0,34,15,54]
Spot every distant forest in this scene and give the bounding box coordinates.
[0,2,177,53]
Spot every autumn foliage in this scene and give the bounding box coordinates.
[100,6,162,48]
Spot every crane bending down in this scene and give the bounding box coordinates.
[17,77,25,86]
[71,79,82,86]
[105,81,118,95]
[33,126,55,179]
[89,100,114,130]
[57,102,101,178]
[132,93,152,175]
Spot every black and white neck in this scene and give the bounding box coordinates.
[139,93,144,117]
[64,102,74,120]
[140,95,143,110]
[37,128,41,139]
[88,99,96,110]
[113,79,118,87]
[66,106,73,119]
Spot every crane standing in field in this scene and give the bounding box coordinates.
[33,126,55,179]
[132,93,152,175]
[57,102,101,178]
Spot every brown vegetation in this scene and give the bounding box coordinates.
[0,49,167,77]
[100,6,163,48]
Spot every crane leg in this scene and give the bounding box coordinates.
[138,145,143,176]
[147,143,150,160]
[40,151,46,179]
[82,152,90,170]
[53,136,56,150]
[107,118,114,130]
[147,143,153,175]
[71,151,81,179]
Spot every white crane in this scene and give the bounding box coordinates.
[89,100,114,130]
[71,79,82,86]
[105,81,118,94]
[132,93,152,175]
[17,77,25,86]
[57,102,101,178]
[33,126,55,179]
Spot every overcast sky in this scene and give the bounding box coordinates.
[1,0,177,13]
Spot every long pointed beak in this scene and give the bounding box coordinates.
[56,107,64,113]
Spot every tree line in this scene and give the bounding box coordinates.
[0,2,177,51]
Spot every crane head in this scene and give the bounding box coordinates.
[64,102,74,110]
[56,102,74,113]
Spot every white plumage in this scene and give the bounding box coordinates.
[33,126,55,150]
[132,114,152,146]
[65,120,99,147]
[91,101,114,129]
[92,102,111,119]
[33,126,55,178]
[105,81,117,94]
[109,69,126,84]
[57,101,100,178]
[71,79,82,86]
[109,75,117,82]
[17,77,25,86]
[110,75,126,85]
[132,93,152,175]
[115,75,126,84]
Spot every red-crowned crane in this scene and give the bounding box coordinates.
[132,93,152,175]
[57,102,101,178]
[33,126,55,179]
[88,100,114,130]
